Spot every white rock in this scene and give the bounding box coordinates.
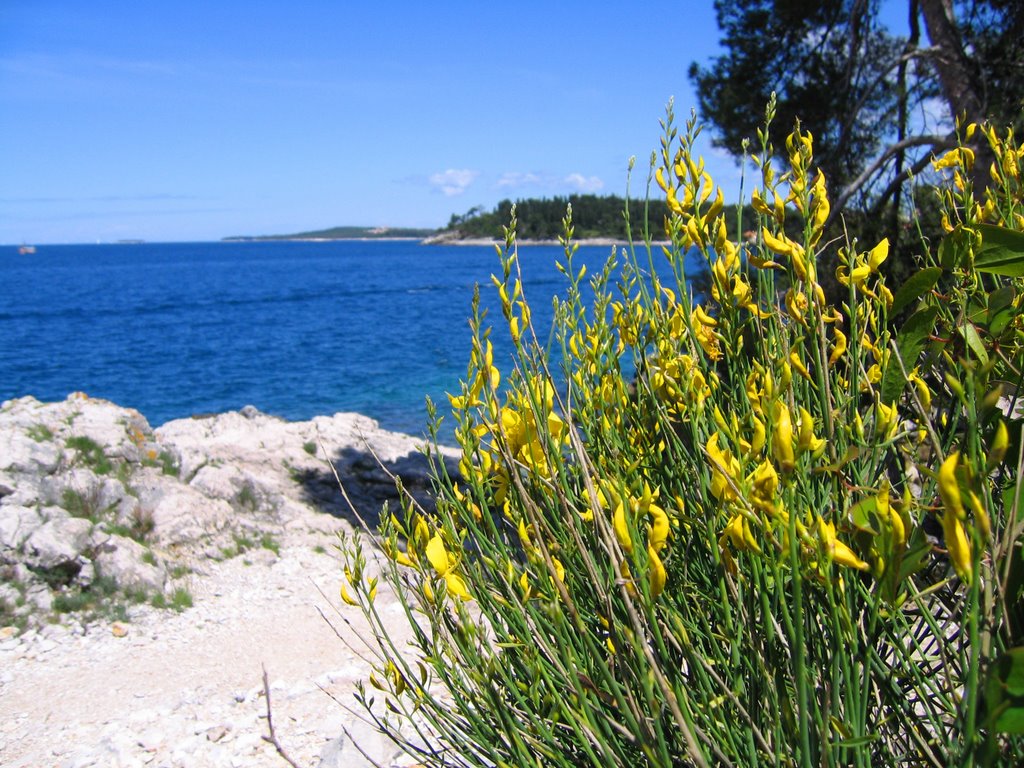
[140,484,233,545]
[189,463,245,501]
[0,504,44,552]
[93,535,165,592]
[0,411,62,476]
[22,517,93,570]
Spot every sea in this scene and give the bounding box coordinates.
[1,240,667,442]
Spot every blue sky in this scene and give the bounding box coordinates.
[1,2,736,243]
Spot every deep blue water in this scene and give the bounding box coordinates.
[0,240,650,439]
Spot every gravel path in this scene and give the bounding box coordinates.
[0,520,417,768]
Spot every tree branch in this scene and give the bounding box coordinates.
[831,133,955,214]
[261,665,304,768]
[869,152,940,219]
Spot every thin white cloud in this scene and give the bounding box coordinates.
[496,172,543,188]
[495,171,605,193]
[429,169,479,197]
[564,173,604,193]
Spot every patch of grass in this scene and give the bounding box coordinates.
[302,440,317,456]
[27,423,54,442]
[159,451,180,477]
[51,574,126,619]
[218,531,278,560]
[142,449,179,477]
[114,461,133,484]
[0,593,28,633]
[51,590,91,614]
[105,506,155,544]
[123,586,150,604]
[283,459,305,484]
[219,532,255,560]
[141,549,157,567]
[169,563,191,579]
[65,435,113,475]
[260,533,280,555]
[62,486,106,522]
[235,483,259,511]
[170,588,192,611]
[153,588,192,612]
[313,544,326,555]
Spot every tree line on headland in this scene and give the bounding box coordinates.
[443,195,759,242]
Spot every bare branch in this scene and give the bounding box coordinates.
[869,152,940,218]
[831,133,955,214]
[260,665,304,768]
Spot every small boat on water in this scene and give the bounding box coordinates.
[18,244,36,255]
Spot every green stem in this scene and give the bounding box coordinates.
[788,510,814,767]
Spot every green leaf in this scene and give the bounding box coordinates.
[835,733,880,749]
[939,229,963,271]
[986,647,1024,733]
[895,526,931,585]
[974,224,1024,277]
[990,306,1017,337]
[987,285,1017,336]
[848,496,879,535]
[813,445,862,474]
[959,322,990,366]
[880,306,939,404]
[890,267,942,317]
[988,285,1016,314]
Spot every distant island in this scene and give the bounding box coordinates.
[223,225,437,241]
[224,195,760,244]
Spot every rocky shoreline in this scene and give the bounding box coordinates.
[0,393,452,767]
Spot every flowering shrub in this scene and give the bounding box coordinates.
[340,100,1024,766]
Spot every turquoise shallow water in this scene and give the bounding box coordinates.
[1,240,632,437]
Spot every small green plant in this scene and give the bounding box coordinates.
[114,461,133,485]
[123,586,150,605]
[219,531,256,559]
[169,563,191,580]
[51,574,124,619]
[152,587,192,612]
[105,602,129,622]
[51,590,91,614]
[313,544,326,555]
[65,435,113,475]
[259,533,280,555]
[303,440,317,456]
[170,587,192,611]
[235,483,259,511]
[142,449,179,477]
[98,506,154,544]
[284,459,304,484]
[141,550,157,567]
[61,486,106,523]
[0,593,27,633]
[160,451,179,477]
[26,423,54,442]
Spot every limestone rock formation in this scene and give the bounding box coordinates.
[0,394,453,630]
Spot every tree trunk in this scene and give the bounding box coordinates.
[919,0,983,123]
[919,0,994,191]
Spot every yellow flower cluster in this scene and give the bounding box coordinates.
[600,480,673,597]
